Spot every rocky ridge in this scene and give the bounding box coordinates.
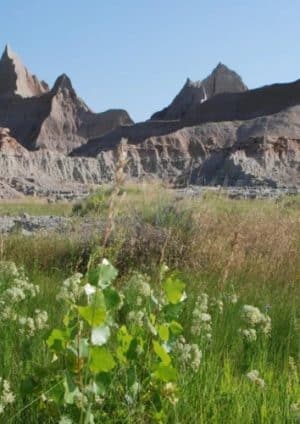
[151,63,247,120]
[0,47,133,154]
[0,45,49,98]
[0,46,299,198]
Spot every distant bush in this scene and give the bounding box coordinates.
[72,186,143,217]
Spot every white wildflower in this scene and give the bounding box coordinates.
[227,293,238,304]
[191,294,212,337]
[174,336,201,371]
[34,309,48,330]
[56,273,83,303]
[211,297,224,313]
[91,326,110,346]
[241,305,271,337]
[246,370,265,388]
[127,310,145,327]
[0,261,19,277]
[162,382,178,405]
[241,328,257,342]
[190,344,202,371]
[5,287,25,302]
[0,379,15,413]
[127,272,153,303]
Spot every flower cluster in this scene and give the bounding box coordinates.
[191,293,212,340]
[291,401,300,421]
[0,261,19,278]
[240,328,257,342]
[173,336,202,371]
[127,309,145,327]
[56,273,83,303]
[0,261,48,337]
[246,370,265,388]
[0,263,40,323]
[18,309,48,336]
[210,297,224,314]
[126,272,152,307]
[240,305,271,341]
[227,293,238,304]
[0,378,15,415]
[161,382,179,405]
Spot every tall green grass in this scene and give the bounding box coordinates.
[0,186,299,422]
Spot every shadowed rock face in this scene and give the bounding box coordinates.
[0,47,134,153]
[0,45,49,98]
[69,107,300,188]
[183,79,300,125]
[1,100,299,194]
[0,46,298,193]
[151,63,247,120]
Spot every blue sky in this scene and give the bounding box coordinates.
[1,0,300,121]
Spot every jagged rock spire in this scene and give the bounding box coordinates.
[0,44,49,98]
[151,63,247,120]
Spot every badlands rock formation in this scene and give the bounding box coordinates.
[0,45,49,98]
[0,47,133,153]
[0,45,299,198]
[151,63,247,120]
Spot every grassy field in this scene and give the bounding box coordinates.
[0,185,299,423]
[0,198,73,217]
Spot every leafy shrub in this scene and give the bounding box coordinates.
[39,260,195,422]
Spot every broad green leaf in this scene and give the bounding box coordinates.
[63,372,80,405]
[78,305,106,327]
[169,320,183,336]
[46,329,68,351]
[126,338,139,360]
[103,287,121,309]
[158,324,169,342]
[163,302,184,321]
[163,275,186,304]
[94,373,112,396]
[153,363,177,382]
[153,340,171,365]
[149,313,156,325]
[88,260,118,288]
[117,325,132,347]
[89,347,116,373]
[117,325,133,363]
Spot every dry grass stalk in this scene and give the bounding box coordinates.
[102,138,128,249]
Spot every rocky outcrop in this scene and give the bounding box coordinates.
[151,63,247,120]
[183,78,300,126]
[0,45,49,98]
[0,46,298,195]
[0,47,134,153]
[0,102,299,199]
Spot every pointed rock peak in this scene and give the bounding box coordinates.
[2,44,11,57]
[51,73,91,112]
[2,44,19,61]
[0,44,49,98]
[151,63,247,120]
[202,62,248,97]
[215,62,227,70]
[52,73,74,92]
[1,44,23,67]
